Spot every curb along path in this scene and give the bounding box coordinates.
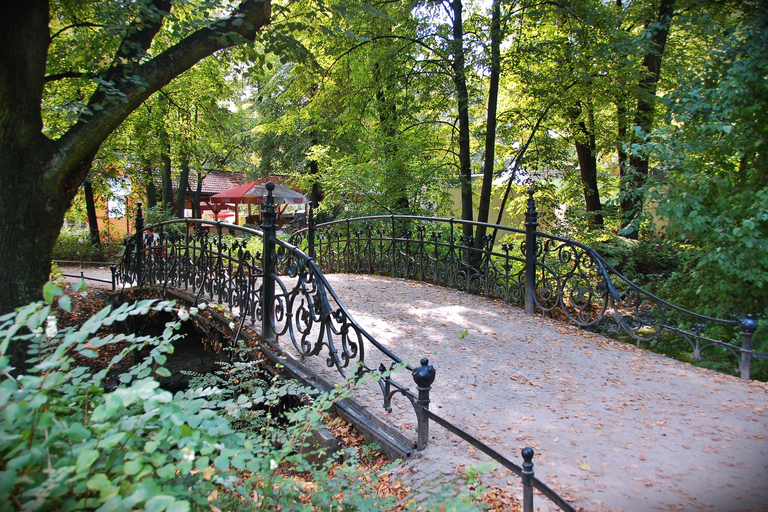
[304,275,768,512]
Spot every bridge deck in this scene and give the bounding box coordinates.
[295,274,768,512]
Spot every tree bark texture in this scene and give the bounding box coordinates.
[621,0,675,237]
[617,97,628,197]
[474,0,502,253]
[451,0,474,239]
[144,161,158,209]
[83,178,102,248]
[176,157,190,218]
[0,0,272,314]
[308,131,321,208]
[575,140,604,229]
[570,100,604,229]
[161,150,173,212]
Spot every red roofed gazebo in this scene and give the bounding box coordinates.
[210,181,308,226]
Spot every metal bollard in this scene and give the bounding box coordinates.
[524,188,538,315]
[521,446,534,512]
[741,314,758,380]
[261,183,277,344]
[412,358,436,450]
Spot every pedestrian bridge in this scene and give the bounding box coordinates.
[114,184,768,511]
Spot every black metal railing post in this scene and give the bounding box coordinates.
[741,314,758,380]
[524,189,538,315]
[345,218,351,273]
[261,183,277,344]
[135,202,144,285]
[390,215,397,278]
[412,358,436,450]
[521,447,535,512]
[308,201,315,259]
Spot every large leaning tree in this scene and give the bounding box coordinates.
[0,0,272,314]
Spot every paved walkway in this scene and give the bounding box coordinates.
[58,265,115,290]
[68,268,768,511]
[296,275,768,512]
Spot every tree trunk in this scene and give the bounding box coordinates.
[617,97,628,199]
[0,0,60,319]
[575,139,604,229]
[620,0,675,238]
[194,179,203,219]
[570,100,604,229]
[474,0,502,254]
[176,157,190,219]
[306,129,321,208]
[83,178,102,248]
[161,149,173,213]
[187,173,203,219]
[451,0,474,239]
[144,160,158,208]
[615,0,629,215]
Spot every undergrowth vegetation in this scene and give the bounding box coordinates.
[0,285,400,511]
[53,229,125,263]
[558,229,767,380]
[1,283,507,511]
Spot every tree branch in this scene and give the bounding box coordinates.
[53,0,272,188]
[88,0,173,108]
[44,71,94,83]
[50,22,102,41]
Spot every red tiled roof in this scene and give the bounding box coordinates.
[174,170,309,198]
[181,170,246,195]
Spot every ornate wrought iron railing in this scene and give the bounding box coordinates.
[114,186,444,447]
[291,189,764,380]
[113,184,584,512]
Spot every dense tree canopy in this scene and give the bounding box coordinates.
[2,0,765,323]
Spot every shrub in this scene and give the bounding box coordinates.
[53,229,124,262]
[49,261,64,284]
[0,285,397,511]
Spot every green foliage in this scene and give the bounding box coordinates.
[232,235,264,259]
[142,205,179,227]
[210,235,264,265]
[186,345,311,438]
[53,229,125,262]
[49,262,65,285]
[584,234,681,286]
[0,288,397,511]
[644,7,768,317]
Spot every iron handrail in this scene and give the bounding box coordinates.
[293,204,763,380]
[423,408,576,512]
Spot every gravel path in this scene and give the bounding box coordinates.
[290,274,768,512]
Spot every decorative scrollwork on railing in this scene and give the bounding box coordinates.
[116,203,434,449]
[291,203,764,380]
[533,237,609,326]
[270,245,368,378]
[116,221,267,328]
